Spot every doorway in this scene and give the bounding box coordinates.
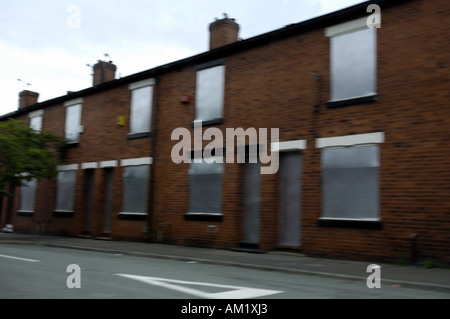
[83,169,95,234]
[278,152,302,247]
[242,161,261,246]
[102,168,114,234]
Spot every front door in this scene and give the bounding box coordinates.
[84,169,95,234]
[242,162,261,245]
[278,152,302,247]
[102,168,114,234]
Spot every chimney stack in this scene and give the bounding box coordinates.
[19,90,39,109]
[209,14,240,50]
[93,60,117,86]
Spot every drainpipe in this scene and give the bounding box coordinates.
[309,72,323,140]
[147,74,159,242]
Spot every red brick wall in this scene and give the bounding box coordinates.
[4,0,449,264]
[7,84,154,240]
[152,0,450,263]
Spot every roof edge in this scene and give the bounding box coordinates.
[1,0,411,120]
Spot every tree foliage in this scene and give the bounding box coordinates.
[0,118,65,197]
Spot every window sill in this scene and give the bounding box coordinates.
[184,213,223,222]
[53,210,75,217]
[191,118,224,127]
[118,212,147,220]
[318,218,382,229]
[127,132,151,140]
[326,94,378,108]
[64,142,79,148]
[16,211,34,217]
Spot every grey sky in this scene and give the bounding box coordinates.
[0,0,365,116]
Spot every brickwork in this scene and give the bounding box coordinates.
[2,83,153,240]
[19,90,39,109]
[152,0,450,263]
[209,16,240,50]
[1,0,449,264]
[93,61,117,86]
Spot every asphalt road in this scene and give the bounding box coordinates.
[1,244,449,301]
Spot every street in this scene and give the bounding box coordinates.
[1,244,449,300]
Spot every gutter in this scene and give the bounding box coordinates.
[0,0,410,121]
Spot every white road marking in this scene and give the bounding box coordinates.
[0,254,40,263]
[116,274,283,299]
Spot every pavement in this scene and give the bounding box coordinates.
[1,232,449,294]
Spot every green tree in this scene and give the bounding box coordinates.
[0,118,65,224]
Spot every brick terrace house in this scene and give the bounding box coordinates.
[1,0,449,264]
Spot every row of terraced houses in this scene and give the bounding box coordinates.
[1,0,449,265]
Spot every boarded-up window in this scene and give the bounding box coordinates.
[55,170,77,212]
[122,165,149,214]
[65,104,82,143]
[321,145,380,220]
[195,65,225,122]
[330,28,377,101]
[130,86,153,134]
[188,157,223,215]
[19,179,37,212]
[30,116,42,132]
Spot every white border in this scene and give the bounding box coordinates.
[272,140,307,152]
[28,110,44,118]
[316,132,385,149]
[325,17,368,38]
[319,217,380,222]
[64,98,84,107]
[100,160,118,168]
[118,212,147,217]
[128,78,155,90]
[57,164,79,171]
[120,157,153,167]
[81,162,98,170]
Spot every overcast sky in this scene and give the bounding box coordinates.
[0,0,366,116]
